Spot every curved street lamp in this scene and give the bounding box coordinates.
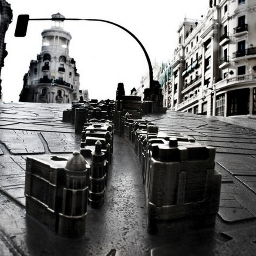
[14,14,154,89]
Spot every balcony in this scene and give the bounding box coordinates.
[215,73,256,92]
[39,77,51,83]
[58,67,65,73]
[233,47,256,60]
[177,94,199,111]
[233,24,248,36]
[219,56,230,69]
[42,65,49,71]
[219,33,230,46]
[53,79,73,89]
[182,74,202,93]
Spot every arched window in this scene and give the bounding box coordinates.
[59,56,66,63]
[43,54,51,61]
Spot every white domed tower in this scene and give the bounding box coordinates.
[19,13,81,103]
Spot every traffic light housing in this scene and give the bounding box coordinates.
[14,15,29,37]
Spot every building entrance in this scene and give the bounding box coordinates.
[227,88,249,116]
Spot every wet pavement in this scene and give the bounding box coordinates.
[0,102,256,255]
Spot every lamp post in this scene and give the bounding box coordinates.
[14,14,154,89]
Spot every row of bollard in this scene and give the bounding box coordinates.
[63,100,116,134]
[80,119,114,209]
[25,93,221,238]
[120,114,222,235]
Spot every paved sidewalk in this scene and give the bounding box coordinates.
[0,103,256,255]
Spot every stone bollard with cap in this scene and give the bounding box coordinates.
[88,140,106,209]
[58,151,89,238]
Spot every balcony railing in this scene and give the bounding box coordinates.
[53,79,73,89]
[39,77,51,83]
[219,33,229,42]
[233,47,256,58]
[183,74,202,91]
[226,74,250,83]
[219,56,229,65]
[233,24,248,34]
[42,65,49,71]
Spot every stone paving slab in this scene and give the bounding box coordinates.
[41,132,80,153]
[0,130,45,154]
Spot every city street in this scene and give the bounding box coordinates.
[1,102,256,255]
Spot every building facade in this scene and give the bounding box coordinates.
[0,0,12,102]
[136,61,172,108]
[19,13,85,103]
[158,62,172,108]
[171,0,256,116]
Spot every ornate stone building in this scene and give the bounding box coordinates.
[0,0,12,102]
[171,0,256,116]
[19,13,86,103]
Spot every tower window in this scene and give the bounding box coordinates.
[43,54,51,61]
[59,56,66,63]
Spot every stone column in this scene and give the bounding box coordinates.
[212,90,216,116]
[224,92,228,117]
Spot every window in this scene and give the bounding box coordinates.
[43,54,51,61]
[34,68,37,74]
[224,25,227,35]
[191,41,193,48]
[238,0,245,4]
[237,40,246,57]
[196,36,198,42]
[186,47,188,53]
[224,48,228,61]
[216,95,225,116]
[238,65,246,75]
[57,90,62,97]
[42,88,47,96]
[224,4,227,13]
[238,15,245,26]
[204,38,211,51]
[205,56,211,71]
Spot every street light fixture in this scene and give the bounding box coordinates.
[14,14,154,89]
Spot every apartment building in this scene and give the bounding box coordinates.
[171,0,256,116]
[19,13,85,103]
[0,0,12,102]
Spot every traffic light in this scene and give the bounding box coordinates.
[14,15,29,37]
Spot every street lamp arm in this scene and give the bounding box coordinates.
[15,15,154,89]
[83,19,154,89]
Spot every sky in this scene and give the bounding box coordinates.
[2,0,209,102]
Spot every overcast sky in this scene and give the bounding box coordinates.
[2,0,209,102]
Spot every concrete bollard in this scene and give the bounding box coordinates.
[145,139,221,235]
[88,140,106,209]
[58,152,89,238]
